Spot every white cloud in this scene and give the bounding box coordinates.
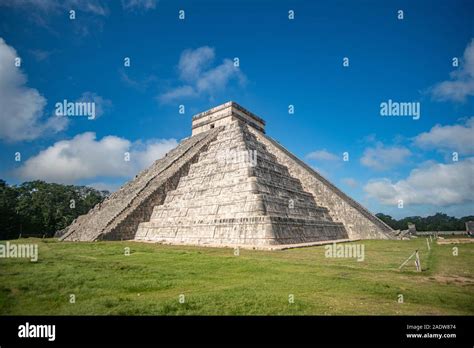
[413,117,474,155]
[0,38,68,142]
[119,70,141,89]
[159,86,197,102]
[0,0,109,16]
[76,92,112,119]
[342,178,358,188]
[306,149,339,161]
[121,0,157,11]
[178,46,215,82]
[29,49,53,61]
[159,46,246,103]
[132,138,179,169]
[119,70,157,91]
[71,0,108,16]
[364,158,474,206]
[360,143,411,171]
[17,132,178,183]
[196,59,245,94]
[0,1,109,36]
[428,38,474,102]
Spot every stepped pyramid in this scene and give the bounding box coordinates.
[61,102,394,247]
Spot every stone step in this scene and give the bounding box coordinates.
[136,121,349,245]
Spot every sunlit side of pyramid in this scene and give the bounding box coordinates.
[61,102,394,247]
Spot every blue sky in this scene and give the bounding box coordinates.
[0,0,473,218]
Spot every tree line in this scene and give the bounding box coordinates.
[0,180,109,240]
[0,180,471,240]
[376,213,473,232]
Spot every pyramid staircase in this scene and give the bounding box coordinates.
[60,127,221,241]
[135,120,349,246]
[61,101,394,246]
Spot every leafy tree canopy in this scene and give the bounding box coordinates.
[0,180,109,239]
[376,212,473,232]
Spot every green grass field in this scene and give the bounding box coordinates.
[0,238,473,315]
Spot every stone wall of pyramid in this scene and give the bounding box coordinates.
[60,127,221,241]
[135,120,349,246]
[248,128,394,240]
[60,101,394,245]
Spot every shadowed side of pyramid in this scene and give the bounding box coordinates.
[60,101,394,246]
[248,127,394,240]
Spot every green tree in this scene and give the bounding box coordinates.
[0,180,20,239]
[376,212,473,231]
[0,180,108,240]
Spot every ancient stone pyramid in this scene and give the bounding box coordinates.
[61,102,393,248]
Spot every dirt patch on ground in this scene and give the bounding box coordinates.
[436,238,474,245]
[431,275,474,285]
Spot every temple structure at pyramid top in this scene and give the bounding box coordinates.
[191,101,266,135]
[60,101,394,248]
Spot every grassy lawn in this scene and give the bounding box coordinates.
[0,238,473,315]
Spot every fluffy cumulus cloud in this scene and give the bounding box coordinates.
[364,158,474,206]
[17,132,178,183]
[159,46,246,103]
[306,149,339,161]
[428,38,474,102]
[131,138,179,169]
[0,38,68,142]
[360,143,411,171]
[413,117,474,155]
[178,46,214,82]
